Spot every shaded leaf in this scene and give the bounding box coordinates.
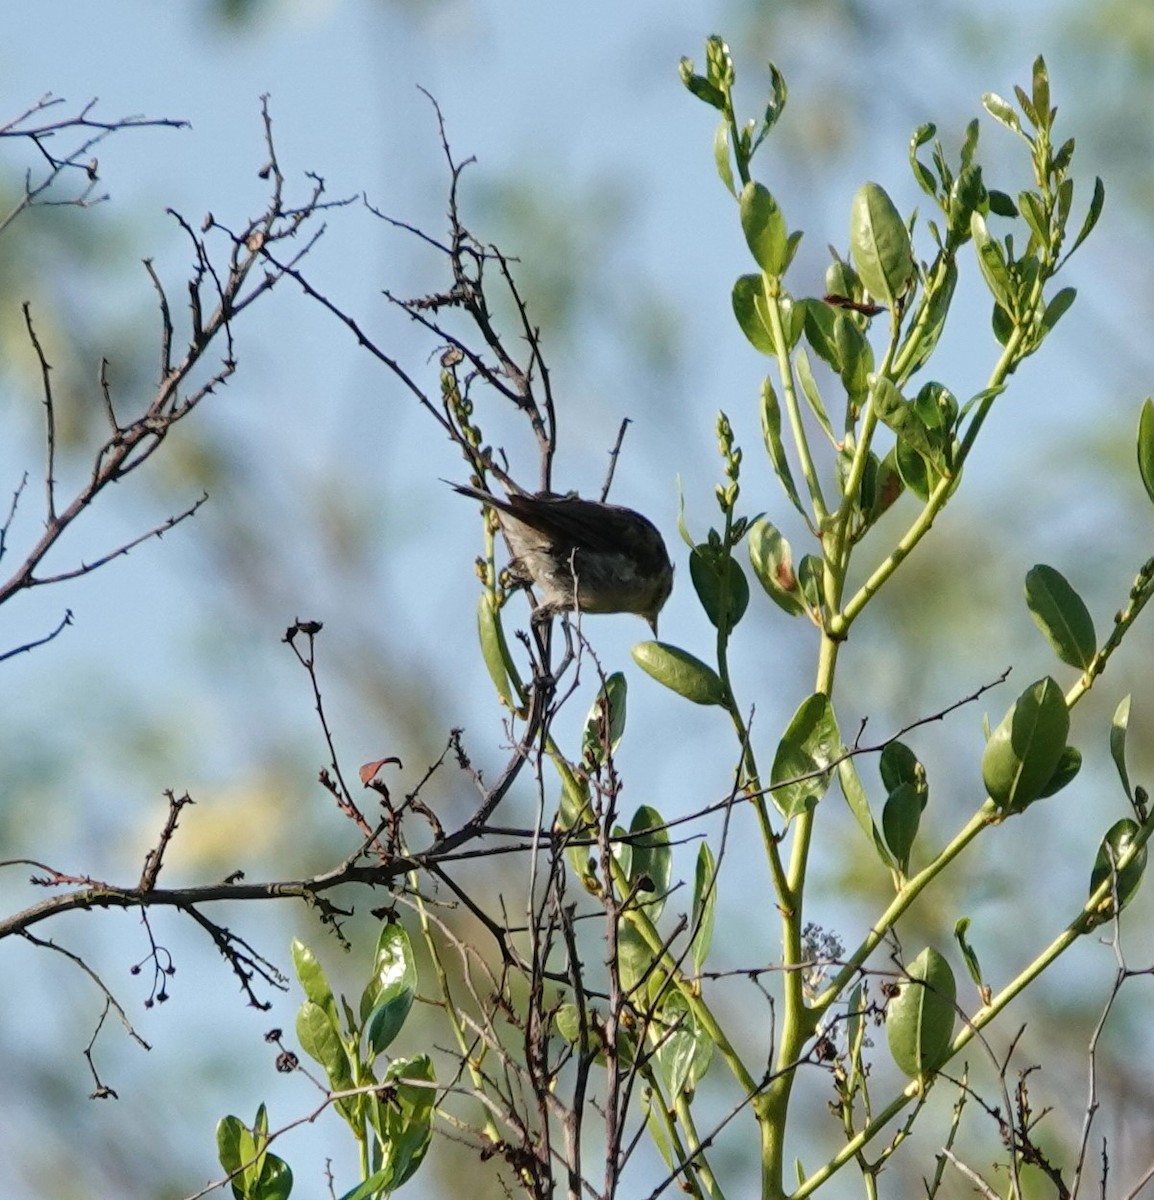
[689,543,749,634]
[582,672,628,767]
[1111,695,1132,800]
[838,759,895,870]
[882,782,923,872]
[478,591,515,708]
[1041,287,1076,334]
[732,274,775,354]
[1087,819,1147,927]
[982,676,1070,813]
[1037,745,1082,798]
[886,947,956,1078]
[627,805,672,920]
[760,378,804,516]
[1069,176,1105,257]
[1138,398,1154,507]
[1024,564,1096,669]
[690,843,717,975]
[953,918,984,990]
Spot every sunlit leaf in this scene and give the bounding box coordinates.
[633,641,726,707]
[770,694,840,820]
[849,181,915,306]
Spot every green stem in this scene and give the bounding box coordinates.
[765,283,828,524]
[833,323,1028,636]
[758,632,843,1200]
[673,1090,728,1200]
[793,812,1154,1199]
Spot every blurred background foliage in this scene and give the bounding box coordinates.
[2,1,1154,1197]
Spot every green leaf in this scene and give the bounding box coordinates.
[477,592,515,708]
[897,257,956,375]
[217,1115,248,1181]
[740,182,790,275]
[292,939,338,1026]
[652,990,713,1098]
[1017,190,1047,244]
[558,769,597,888]
[616,918,655,994]
[1032,55,1051,127]
[866,448,905,525]
[981,676,1070,813]
[582,671,628,767]
[970,213,1015,312]
[849,182,915,306]
[1037,745,1081,798]
[947,164,987,246]
[378,1055,435,1189]
[797,555,824,612]
[838,758,896,869]
[1138,398,1154,506]
[987,189,1017,218]
[953,918,984,990]
[361,922,417,1058]
[834,310,872,397]
[1087,819,1147,927]
[713,119,736,196]
[747,518,806,616]
[909,123,938,198]
[879,741,926,797]
[770,694,841,820]
[759,378,804,516]
[1041,287,1076,334]
[1111,695,1133,800]
[882,782,923,873]
[982,92,1021,134]
[689,543,749,634]
[872,377,944,467]
[879,741,928,864]
[886,947,957,1078]
[338,1173,391,1200]
[794,346,836,444]
[1069,176,1105,257]
[217,1109,294,1200]
[632,641,726,706]
[1024,564,1097,669]
[893,438,933,502]
[643,1089,676,1170]
[803,299,840,371]
[690,843,717,976]
[679,58,726,109]
[296,1001,353,1090]
[732,274,775,354]
[761,61,789,135]
[627,805,672,920]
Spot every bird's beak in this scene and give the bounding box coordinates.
[646,614,659,638]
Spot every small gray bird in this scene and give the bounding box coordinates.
[453,483,673,635]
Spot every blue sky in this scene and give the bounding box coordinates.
[3,3,1153,1197]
